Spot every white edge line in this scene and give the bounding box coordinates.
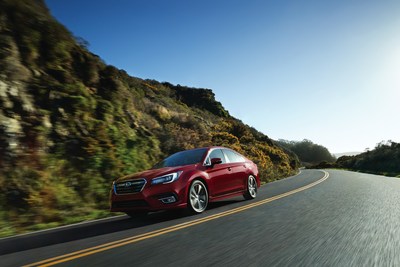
[0,215,126,241]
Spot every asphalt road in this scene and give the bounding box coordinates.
[1,169,400,266]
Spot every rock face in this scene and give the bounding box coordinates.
[0,0,299,236]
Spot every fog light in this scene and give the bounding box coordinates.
[159,196,176,204]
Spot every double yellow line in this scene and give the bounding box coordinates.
[25,171,329,267]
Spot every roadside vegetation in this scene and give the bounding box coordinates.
[0,0,299,237]
[309,141,400,178]
[334,141,400,177]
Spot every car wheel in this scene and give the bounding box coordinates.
[188,180,208,213]
[126,211,148,218]
[243,175,257,200]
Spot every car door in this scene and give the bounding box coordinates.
[222,149,248,192]
[205,148,234,197]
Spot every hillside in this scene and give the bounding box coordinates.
[0,0,298,236]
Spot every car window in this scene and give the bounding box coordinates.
[152,148,208,169]
[223,149,245,163]
[208,149,226,164]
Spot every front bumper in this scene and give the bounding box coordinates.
[110,180,187,212]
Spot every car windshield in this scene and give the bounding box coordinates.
[152,148,208,169]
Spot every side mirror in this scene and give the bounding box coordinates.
[210,158,222,165]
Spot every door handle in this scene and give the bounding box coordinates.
[228,167,232,171]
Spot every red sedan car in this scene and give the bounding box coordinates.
[110,146,260,216]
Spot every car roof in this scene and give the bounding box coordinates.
[175,146,235,153]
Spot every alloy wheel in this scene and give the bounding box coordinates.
[189,180,208,213]
[248,175,257,198]
[244,175,257,200]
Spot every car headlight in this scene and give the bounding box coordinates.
[151,171,182,185]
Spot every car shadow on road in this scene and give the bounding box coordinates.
[0,199,242,255]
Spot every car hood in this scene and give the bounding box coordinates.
[116,165,193,182]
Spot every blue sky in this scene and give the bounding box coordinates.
[46,0,400,153]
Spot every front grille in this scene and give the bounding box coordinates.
[114,179,146,195]
[112,200,149,208]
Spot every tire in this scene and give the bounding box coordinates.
[126,211,148,218]
[188,180,209,213]
[243,175,257,200]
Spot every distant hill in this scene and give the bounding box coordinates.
[333,152,362,158]
[276,139,335,166]
[0,0,298,236]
